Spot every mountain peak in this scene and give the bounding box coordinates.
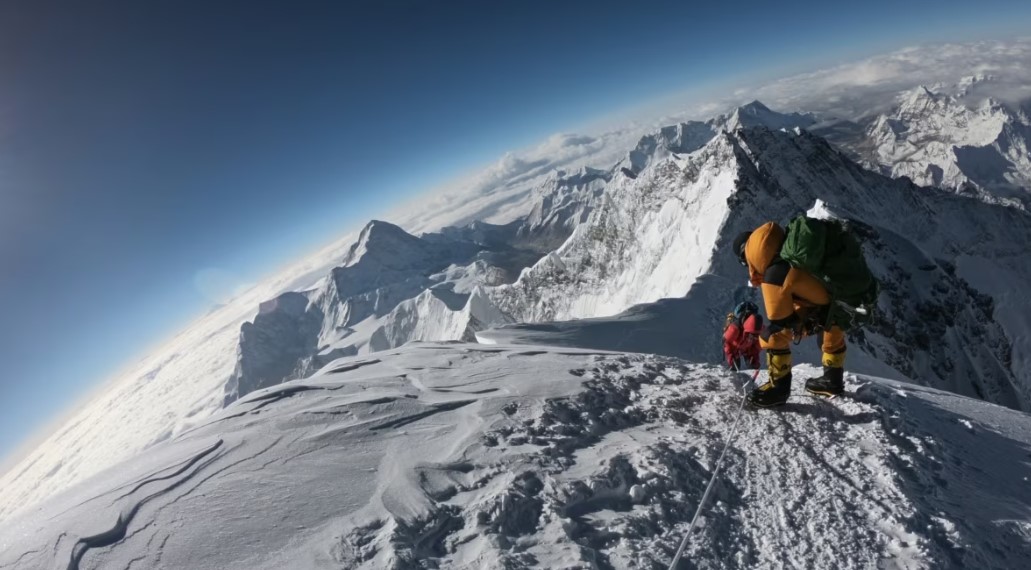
[958,73,996,95]
[739,99,773,113]
[899,85,942,108]
[723,100,816,132]
[360,219,410,238]
[359,219,421,245]
[344,220,425,266]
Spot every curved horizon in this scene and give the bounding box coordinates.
[2,1,1031,485]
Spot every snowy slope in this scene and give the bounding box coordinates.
[0,124,642,520]
[218,105,820,407]
[1,343,1029,570]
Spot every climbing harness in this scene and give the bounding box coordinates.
[666,367,760,570]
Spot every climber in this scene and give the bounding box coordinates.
[723,302,762,371]
[732,222,851,406]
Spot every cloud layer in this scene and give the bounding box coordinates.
[737,38,1031,118]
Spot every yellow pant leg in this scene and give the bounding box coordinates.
[766,349,792,381]
[758,321,794,382]
[821,326,846,368]
[759,327,791,352]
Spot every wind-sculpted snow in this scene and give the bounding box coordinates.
[2,344,1029,569]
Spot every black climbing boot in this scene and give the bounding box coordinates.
[805,366,845,397]
[749,373,792,408]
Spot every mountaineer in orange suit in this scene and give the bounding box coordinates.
[732,223,847,407]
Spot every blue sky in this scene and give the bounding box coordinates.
[0,0,1029,465]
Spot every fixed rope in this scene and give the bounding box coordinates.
[666,368,760,570]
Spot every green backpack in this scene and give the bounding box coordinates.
[779,215,879,330]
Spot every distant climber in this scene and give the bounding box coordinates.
[723,301,762,371]
[732,216,878,407]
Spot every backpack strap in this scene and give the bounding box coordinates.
[724,312,738,332]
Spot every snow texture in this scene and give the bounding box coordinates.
[1,343,1029,569]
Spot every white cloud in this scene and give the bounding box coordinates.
[747,38,1031,117]
[633,38,1031,125]
[395,38,1031,234]
[386,127,639,235]
[193,268,247,306]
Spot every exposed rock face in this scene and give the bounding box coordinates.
[222,292,323,406]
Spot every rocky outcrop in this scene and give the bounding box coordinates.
[223,292,323,406]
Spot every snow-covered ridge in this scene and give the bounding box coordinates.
[2,343,1029,569]
[485,123,1031,411]
[226,99,1031,412]
[818,78,1031,202]
[223,218,537,405]
[4,91,1031,525]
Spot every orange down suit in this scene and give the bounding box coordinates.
[743,222,846,379]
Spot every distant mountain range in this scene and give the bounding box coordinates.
[2,77,1031,531]
[227,91,1031,416]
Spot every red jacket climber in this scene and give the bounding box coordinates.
[723,302,762,371]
